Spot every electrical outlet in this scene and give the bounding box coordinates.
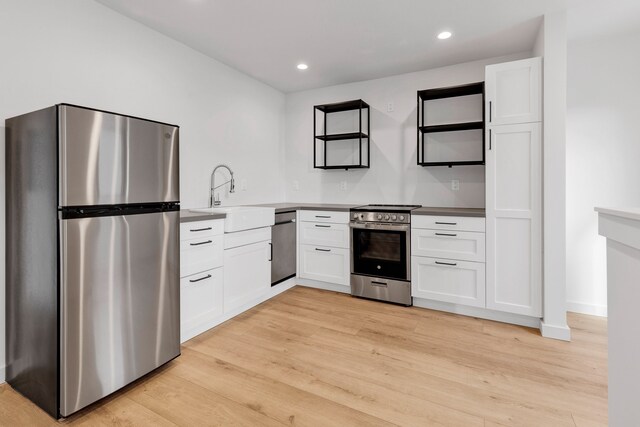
[387,102,394,112]
[451,179,460,191]
[340,181,348,191]
[293,180,299,191]
[240,179,248,191]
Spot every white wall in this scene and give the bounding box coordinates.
[284,52,530,207]
[566,30,640,317]
[0,0,286,382]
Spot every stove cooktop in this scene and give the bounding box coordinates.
[351,204,422,213]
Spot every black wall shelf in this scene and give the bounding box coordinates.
[314,99,370,170]
[315,131,369,141]
[417,82,485,168]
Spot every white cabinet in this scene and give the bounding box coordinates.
[485,123,542,317]
[411,215,486,308]
[180,218,225,342]
[485,57,541,126]
[180,268,223,341]
[411,257,486,307]
[223,228,271,313]
[485,57,543,319]
[299,244,350,286]
[298,210,350,287]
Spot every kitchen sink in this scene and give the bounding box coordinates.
[189,206,275,233]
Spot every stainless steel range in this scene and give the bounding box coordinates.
[349,204,421,306]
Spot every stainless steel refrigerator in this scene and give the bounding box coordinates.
[5,104,180,418]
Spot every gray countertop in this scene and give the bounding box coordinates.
[181,204,485,222]
[413,207,485,217]
[179,210,226,223]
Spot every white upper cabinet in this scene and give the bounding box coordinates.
[485,123,542,317]
[485,57,542,126]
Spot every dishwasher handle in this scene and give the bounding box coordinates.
[274,218,296,226]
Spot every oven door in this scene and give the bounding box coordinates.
[350,222,410,281]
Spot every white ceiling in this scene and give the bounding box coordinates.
[95,0,639,93]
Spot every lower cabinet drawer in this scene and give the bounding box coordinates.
[180,219,224,239]
[412,229,485,262]
[412,215,485,233]
[298,210,349,224]
[299,221,349,248]
[411,256,485,307]
[180,268,223,341]
[299,244,349,286]
[180,234,223,277]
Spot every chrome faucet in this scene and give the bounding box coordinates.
[209,164,235,207]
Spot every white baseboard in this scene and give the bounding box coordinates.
[0,365,5,384]
[540,321,572,341]
[295,278,350,294]
[567,300,608,317]
[412,298,541,329]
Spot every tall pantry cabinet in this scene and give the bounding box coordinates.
[484,57,543,317]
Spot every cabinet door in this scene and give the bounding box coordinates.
[180,268,223,343]
[299,221,349,248]
[299,244,349,286]
[412,228,485,263]
[411,256,485,307]
[486,57,541,125]
[486,123,542,317]
[224,241,271,312]
[412,215,485,233]
[180,234,223,277]
[298,210,350,224]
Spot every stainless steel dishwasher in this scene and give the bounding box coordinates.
[271,211,297,285]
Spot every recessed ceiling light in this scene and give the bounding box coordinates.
[297,63,308,70]
[437,31,452,40]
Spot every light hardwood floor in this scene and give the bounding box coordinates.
[0,286,607,426]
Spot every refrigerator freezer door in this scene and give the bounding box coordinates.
[58,105,179,207]
[59,211,180,417]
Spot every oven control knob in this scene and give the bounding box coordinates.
[359,214,365,220]
[377,214,382,220]
[399,215,405,221]
[384,214,390,220]
[391,215,397,221]
[353,213,359,219]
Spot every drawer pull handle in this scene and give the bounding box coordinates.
[435,261,457,266]
[190,240,213,246]
[315,224,331,228]
[371,281,388,287]
[435,232,457,237]
[435,221,457,225]
[189,274,212,283]
[315,248,331,252]
[190,227,212,232]
[315,215,331,218]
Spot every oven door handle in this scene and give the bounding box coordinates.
[349,222,410,232]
